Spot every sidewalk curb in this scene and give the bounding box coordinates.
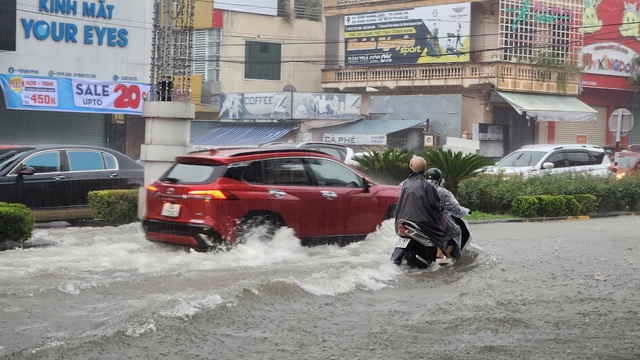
[468,212,638,225]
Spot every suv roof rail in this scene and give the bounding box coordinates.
[519,144,603,150]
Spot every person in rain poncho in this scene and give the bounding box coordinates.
[394,156,447,257]
[425,168,471,261]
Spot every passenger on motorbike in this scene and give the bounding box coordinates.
[425,168,471,262]
[394,156,447,258]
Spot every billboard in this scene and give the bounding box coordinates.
[220,92,362,120]
[581,0,640,90]
[1,0,153,82]
[0,74,150,115]
[344,4,471,67]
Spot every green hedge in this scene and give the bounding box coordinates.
[511,194,595,218]
[459,172,640,214]
[0,202,35,243]
[88,189,139,225]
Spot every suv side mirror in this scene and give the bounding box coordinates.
[542,162,555,170]
[362,178,371,193]
[19,166,36,176]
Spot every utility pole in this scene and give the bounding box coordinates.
[139,0,196,218]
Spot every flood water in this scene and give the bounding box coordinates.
[1,216,639,360]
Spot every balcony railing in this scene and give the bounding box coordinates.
[321,62,581,95]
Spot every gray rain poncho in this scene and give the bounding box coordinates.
[427,179,470,259]
[394,172,446,248]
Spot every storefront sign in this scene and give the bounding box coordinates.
[220,92,291,120]
[0,74,149,114]
[0,1,152,83]
[506,0,574,31]
[344,3,470,66]
[582,42,638,77]
[576,134,588,143]
[220,92,363,120]
[323,133,386,145]
[20,0,129,47]
[580,0,640,90]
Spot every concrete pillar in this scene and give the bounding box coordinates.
[138,101,195,219]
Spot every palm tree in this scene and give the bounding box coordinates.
[418,149,493,195]
[354,147,413,185]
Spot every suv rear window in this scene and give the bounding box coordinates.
[161,163,227,184]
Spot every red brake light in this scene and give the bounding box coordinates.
[398,225,408,236]
[188,189,236,200]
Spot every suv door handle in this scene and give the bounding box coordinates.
[107,173,119,178]
[268,189,287,198]
[53,175,66,180]
[321,191,337,200]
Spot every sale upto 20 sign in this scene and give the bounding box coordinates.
[0,74,150,115]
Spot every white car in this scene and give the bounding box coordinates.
[483,144,612,178]
[260,142,359,166]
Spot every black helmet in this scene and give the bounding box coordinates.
[426,168,444,187]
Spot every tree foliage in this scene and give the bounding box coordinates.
[354,147,413,185]
[417,149,494,195]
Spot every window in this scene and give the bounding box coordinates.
[68,151,104,171]
[544,152,567,168]
[565,151,591,166]
[193,28,221,82]
[245,41,281,80]
[104,153,117,170]
[23,151,60,173]
[162,163,227,184]
[306,158,362,187]
[262,158,310,186]
[294,0,322,21]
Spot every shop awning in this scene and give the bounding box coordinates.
[492,91,597,122]
[323,119,425,145]
[191,122,297,147]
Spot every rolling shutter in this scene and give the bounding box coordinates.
[554,106,607,146]
[0,89,107,145]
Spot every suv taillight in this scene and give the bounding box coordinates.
[188,189,237,200]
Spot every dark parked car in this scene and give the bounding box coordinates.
[0,145,144,222]
[142,147,400,250]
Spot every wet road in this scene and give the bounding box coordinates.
[1,216,639,359]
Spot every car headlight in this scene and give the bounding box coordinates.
[616,172,625,180]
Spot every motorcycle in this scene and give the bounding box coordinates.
[390,215,471,269]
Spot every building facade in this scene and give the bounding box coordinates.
[321,0,640,156]
[0,0,155,158]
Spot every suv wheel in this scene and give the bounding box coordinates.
[237,212,284,242]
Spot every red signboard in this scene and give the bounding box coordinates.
[581,0,640,90]
[212,9,223,29]
[576,134,589,144]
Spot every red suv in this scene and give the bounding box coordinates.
[142,148,400,250]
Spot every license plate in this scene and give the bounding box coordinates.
[161,203,181,217]
[394,238,411,248]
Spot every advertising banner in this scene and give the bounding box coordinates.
[220,92,291,120]
[344,4,471,67]
[220,92,363,120]
[292,93,361,119]
[581,0,640,90]
[0,74,150,114]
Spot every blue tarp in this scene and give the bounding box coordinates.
[191,122,297,147]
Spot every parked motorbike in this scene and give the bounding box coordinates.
[390,215,471,269]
